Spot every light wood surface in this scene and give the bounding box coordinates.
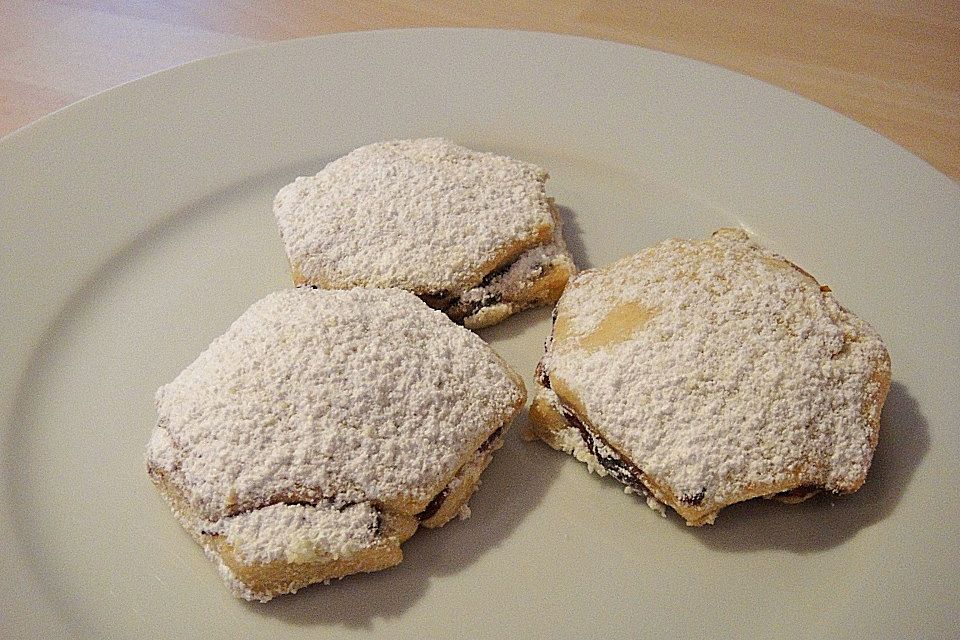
[2,0,958,178]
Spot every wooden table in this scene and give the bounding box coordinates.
[3,1,958,179]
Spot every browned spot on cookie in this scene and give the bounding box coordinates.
[579,301,658,351]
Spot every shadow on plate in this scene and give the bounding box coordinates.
[684,381,928,553]
[554,204,592,270]
[248,410,564,627]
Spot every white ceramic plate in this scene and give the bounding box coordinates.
[1,29,957,639]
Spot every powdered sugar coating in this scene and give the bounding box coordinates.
[543,229,890,508]
[149,287,524,522]
[208,501,379,565]
[273,138,554,293]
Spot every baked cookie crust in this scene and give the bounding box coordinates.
[147,288,525,599]
[529,229,891,525]
[274,138,576,328]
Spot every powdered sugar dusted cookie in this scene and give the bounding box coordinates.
[146,288,525,600]
[273,138,576,328]
[528,229,891,526]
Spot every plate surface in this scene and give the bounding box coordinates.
[1,29,957,639]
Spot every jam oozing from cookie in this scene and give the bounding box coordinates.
[416,487,450,522]
[420,292,454,311]
[416,426,504,522]
[419,248,558,324]
[550,380,824,508]
[446,291,502,323]
[477,426,504,454]
[536,305,659,499]
[555,401,648,495]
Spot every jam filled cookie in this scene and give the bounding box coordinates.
[528,229,890,525]
[147,288,525,600]
[273,138,576,328]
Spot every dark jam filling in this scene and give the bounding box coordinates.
[419,256,516,318]
[555,402,647,496]
[417,487,449,522]
[477,425,504,453]
[421,291,502,322]
[539,347,718,506]
[419,251,551,322]
[420,292,454,311]
[203,424,508,534]
[447,292,502,323]
[556,398,712,506]
[416,426,504,522]
[557,396,822,507]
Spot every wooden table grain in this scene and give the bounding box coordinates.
[2,0,958,179]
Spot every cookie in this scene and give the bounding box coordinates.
[146,288,525,600]
[273,138,576,328]
[528,229,891,525]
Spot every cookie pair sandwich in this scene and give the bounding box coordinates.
[273,138,576,328]
[529,229,891,525]
[147,288,525,601]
